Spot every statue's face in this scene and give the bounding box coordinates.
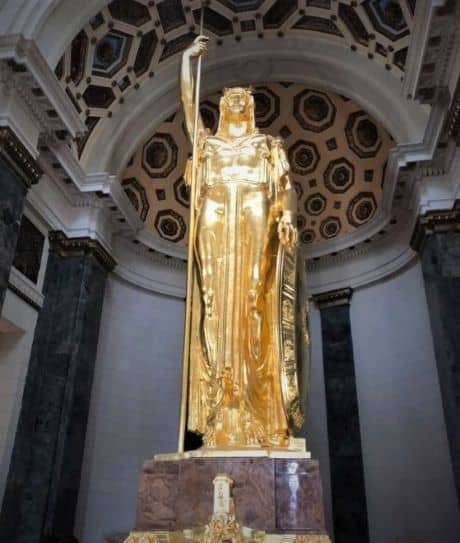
[224,88,250,114]
[218,87,255,133]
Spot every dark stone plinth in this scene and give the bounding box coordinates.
[135,457,327,535]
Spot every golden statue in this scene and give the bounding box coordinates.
[179,36,308,450]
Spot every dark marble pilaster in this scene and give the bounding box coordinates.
[313,288,369,543]
[0,127,42,312]
[412,208,460,504]
[0,232,116,543]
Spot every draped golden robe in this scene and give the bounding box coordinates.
[184,129,305,449]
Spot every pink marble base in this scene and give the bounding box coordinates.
[135,457,327,535]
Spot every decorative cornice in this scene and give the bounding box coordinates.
[0,126,42,187]
[48,231,117,272]
[312,287,353,310]
[410,206,460,252]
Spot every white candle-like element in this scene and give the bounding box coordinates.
[213,474,234,514]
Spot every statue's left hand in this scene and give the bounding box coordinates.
[278,213,298,249]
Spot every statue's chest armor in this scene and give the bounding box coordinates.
[201,134,271,186]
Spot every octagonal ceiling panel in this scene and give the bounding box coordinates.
[56,0,414,156]
[121,82,393,246]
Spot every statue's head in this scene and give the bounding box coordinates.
[217,86,256,135]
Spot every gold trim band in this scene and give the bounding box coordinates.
[410,208,460,252]
[312,287,353,310]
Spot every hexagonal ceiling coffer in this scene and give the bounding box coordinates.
[92,31,131,77]
[217,0,265,12]
[347,191,378,227]
[324,157,355,194]
[122,177,150,222]
[346,110,383,159]
[82,85,116,108]
[320,216,342,239]
[301,229,316,244]
[174,177,190,208]
[294,89,337,133]
[305,193,327,216]
[108,0,150,27]
[253,86,280,128]
[155,209,187,242]
[364,0,409,41]
[288,140,320,176]
[142,133,178,179]
[200,101,220,133]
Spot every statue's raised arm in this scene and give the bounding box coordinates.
[180,35,208,145]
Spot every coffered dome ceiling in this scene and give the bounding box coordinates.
[121,82,393,246]
[55,0,414,156]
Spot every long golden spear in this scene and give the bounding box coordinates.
[178,4,205,453]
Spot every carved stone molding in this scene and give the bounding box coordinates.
[48,230,116,272]
[312,287,353,310]
[0,127,42,187]
[410,206,460,252]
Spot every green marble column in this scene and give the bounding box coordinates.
[0,232,116,543]
[0,127,42,312]
[313,288,369,543]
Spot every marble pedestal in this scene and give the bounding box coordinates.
[134,455,329,538]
